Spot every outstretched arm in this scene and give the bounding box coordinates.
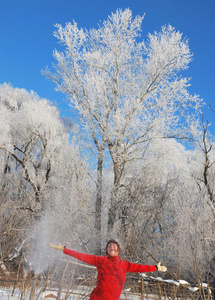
[63,248,99,266]
[48,243,99,266]
[125,261,167,273]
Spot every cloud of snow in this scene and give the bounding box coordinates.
[26,213,67,274]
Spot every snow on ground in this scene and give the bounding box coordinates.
[0,287,153,299]
[0,276,210,299]
[141,273,210,292]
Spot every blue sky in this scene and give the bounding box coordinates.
[1,0,215,123]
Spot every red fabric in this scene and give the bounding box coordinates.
[64,248,157,300]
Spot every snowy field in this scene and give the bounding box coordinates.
[0,274,211,300]
[0,287,145,300]
[0,283,164,300]
[0,275,209,299]
[0,287,205,300]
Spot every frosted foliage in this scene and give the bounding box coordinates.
[106,136,212,254]
[0,104,11,147]
[136,139,215,277]
[165,180,214,277]
[1,83,67,140]
[146,25,191,75]
[45,8,203,187]
[0,83,71,208]
[146,139,191,178]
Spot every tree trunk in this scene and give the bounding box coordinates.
[107,185,119,234]
[202,120,214,205]
[107,197,117,234]
[107,144,121,234]
[95,149,103,254]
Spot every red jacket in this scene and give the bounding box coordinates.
[64,248,157,300]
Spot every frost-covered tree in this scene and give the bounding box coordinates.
[117,138,214,282]
[44,8,202,248]
[0,83,69,208]
[0,83,94,271]
[196,118,215,210]
[187,114,215,287]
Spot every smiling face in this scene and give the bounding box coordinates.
[107,242,119,257]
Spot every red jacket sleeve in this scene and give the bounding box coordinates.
[63,248,99,266]
[125,260,157,273]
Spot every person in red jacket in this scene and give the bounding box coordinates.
[48,238,167,300]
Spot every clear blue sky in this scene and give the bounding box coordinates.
[1,0,215,122]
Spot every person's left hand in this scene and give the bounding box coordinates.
[157,262,167,272]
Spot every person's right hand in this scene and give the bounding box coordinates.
[48,243,65,251]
